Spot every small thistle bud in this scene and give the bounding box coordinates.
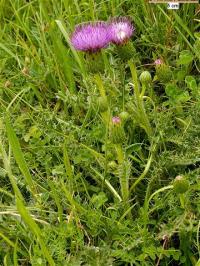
[97,96,108,112]
[115,41,137,61]
[110,116,126,144]
[119,111,130,122]
[173,175,190,194]
[108,160,117,170]
[154,59,163,65]
[139,71,152,84]
[156,65,172,83]
[154,59,172,83]
[112,116,121,124]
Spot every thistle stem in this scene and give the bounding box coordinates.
[119,64,126,111]
[95,75,110,125]
[115,144,129,203]
[179,194,185,209]
[129,61,153,139]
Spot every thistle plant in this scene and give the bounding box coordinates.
[2,2,199,265]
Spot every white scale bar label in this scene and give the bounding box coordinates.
[167,2,180,9]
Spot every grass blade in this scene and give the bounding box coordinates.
[5,115,37,197]
[16,197,55,266]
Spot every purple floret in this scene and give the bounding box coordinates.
[112,116,121,125]
[154,58,163,65]
[109,17,134,45]
[71,22,110,52]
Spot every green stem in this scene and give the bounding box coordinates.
[115,145,129,203]
[119,64,126,111]
[91,166,122,202]
[129,61,140,105]
[130,154,153,192]
[179,194,185,209]
[95,74,110,125]
[143,185,173,234]
[129,61,153,138]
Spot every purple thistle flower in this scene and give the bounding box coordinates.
[109,17,134,45]
[154,58,163,65]
[112,116,121,125]
[71,22,110,53]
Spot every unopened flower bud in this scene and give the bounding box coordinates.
[112,116,121,124]
[154,59,172,83]
[115,41,137,61]
[110,116,126,144]
[119,111,130,122]
[154,58,163,65]
[139,71,152,84]
[173,175,190,194]
[108,160,117,170]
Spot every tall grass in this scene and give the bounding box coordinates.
[0,0,199,264]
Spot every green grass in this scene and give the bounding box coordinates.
[0,0,200,265]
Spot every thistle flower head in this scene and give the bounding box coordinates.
[173,175,190,194]
[112,116,121,125]
[154,59,172,83]
[109,17,134,45]
[71,21,110,53]
[111,116,125,144]
[154,58,163,65]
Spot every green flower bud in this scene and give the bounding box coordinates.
[115,41,138,62]
[108,160,118,170]
[119,111,130,122]
[155,64,172,83]
[139,71,152,84]
[173,175,190,194]
[97,96,108,112]
[110,117,126,144]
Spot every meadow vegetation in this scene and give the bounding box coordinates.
[0,0,200,265]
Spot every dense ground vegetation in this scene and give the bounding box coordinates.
[0,0,200,265]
